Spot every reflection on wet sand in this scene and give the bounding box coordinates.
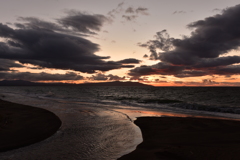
[114,109,237,121]
[0,94,142,160]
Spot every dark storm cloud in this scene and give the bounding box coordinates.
[195,56,240,68]
[174,70,208,78]
[0,59,23,71]
[14,23,26,29]
[128,65,157,77]
[213,65,240,75]
[138,30,174,60]
[129,62,184,77]
[129,62,240,78]
[0,24,103,72]
[0,14,140,74]
[133,4,240,78]
[0,23,15,37]
[164,4,240,63]
[129,61,240,78]
[15,17,90,37]
[58,10,110,34]
[0,71,84,81]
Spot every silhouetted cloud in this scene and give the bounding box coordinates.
[0,71,84,81]
[15,17,85,37]
[129,62,184,77]
[108,74,125,80]
[89,73,125,81]
[0,59,23,71]
[0,13,140,74]
[90,73,108,80]
[194,56,240,68]
[117,58,141,64]
[17,17,64,31]
[143,54,148,58]
[58,10,110,34]
[202,79,218,85]
[132,4,240,78]
[138,30,174,60]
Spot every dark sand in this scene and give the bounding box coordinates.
[119,117,240,160]
[0,99,61,152]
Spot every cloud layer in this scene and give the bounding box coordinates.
[89,73,125,81]
[0,59,23,71]
[131,4,240,78]
[58,10,110,34]
[0,11,140,76]
[107,2,149,22]
[0,71,84,81]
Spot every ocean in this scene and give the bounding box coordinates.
[0,86,240,159]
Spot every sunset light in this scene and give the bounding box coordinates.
[1,0,240,86]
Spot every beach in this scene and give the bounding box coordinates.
[2,99,240,160]
[0,99,62,152]
[119,117,240,160]
[0,94,141,160]
[1,86,240,159]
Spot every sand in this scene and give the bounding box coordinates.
[119,117,240,160]
[2,98,240,159]
[0,99,61,152]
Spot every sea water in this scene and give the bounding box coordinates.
[0,86,240,159]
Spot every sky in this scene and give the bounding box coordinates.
[1,0,240,86]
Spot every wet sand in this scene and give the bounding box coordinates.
[119,117,240,160]
[0,95,140,160]
[0,99,61,152]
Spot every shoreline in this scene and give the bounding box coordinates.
[0,99,62,152]
[2,96,240,159]
[119,116,240,160]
